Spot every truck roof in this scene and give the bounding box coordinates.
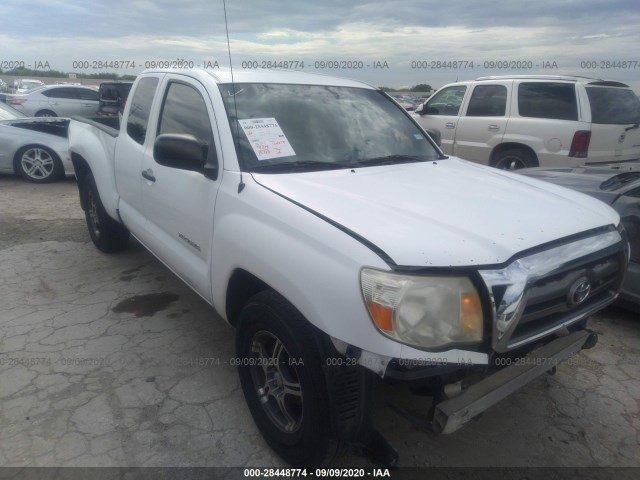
[140,67,376,89]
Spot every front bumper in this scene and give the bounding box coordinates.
[432,329,595,434]
[618,261,639,309]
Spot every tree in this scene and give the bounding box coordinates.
[410,84,433,92]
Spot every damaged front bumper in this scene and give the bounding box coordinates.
[432,329,597,434]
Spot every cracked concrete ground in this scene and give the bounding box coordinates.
[0,175,638,468]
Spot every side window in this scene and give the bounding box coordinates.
[518,83,578,121]
[425,86,466,115]
[77,89,99,101]
[466,85,507,117]
[126,77,159,145]
[42,88,76,99]
[157,82,214,147]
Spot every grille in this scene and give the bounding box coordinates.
[480,228,627,352]
[509,254,620,347]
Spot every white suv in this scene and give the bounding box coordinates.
[413,75,640,169]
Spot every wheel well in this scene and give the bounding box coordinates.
[35,109,56,116]
[71,153,92,211]
[226,269,271,327]
[490,143,538,167]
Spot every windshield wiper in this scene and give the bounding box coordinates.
[350,154,428,167]
[250,160,349,173]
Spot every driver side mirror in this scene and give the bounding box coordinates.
[154,133,218,179]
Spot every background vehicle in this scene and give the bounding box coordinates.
[68,68,627,468]
[14,78,45,94]
[413,75,640,170]
[7,84,99,117]
[0,102,72,182]
[96,81,134,117]
[519,165,640,310]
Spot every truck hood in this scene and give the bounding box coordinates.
[252,158,620,267]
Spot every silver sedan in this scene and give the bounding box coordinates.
[0,102,73,183]
[6,84,99,117]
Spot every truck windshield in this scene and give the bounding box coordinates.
[219,83,442,172]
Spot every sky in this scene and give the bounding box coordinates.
[1,0,640,91]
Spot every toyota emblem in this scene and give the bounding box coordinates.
[568,277,591,306]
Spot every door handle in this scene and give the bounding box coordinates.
[445,122,456,129]
[141,169,156,182]
[488,125,500,131]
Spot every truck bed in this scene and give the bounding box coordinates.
[70,115,120,136]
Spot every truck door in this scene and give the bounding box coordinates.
[140,76,222,302]
[453,81,512,164]
[414,85,468,155]
[114,75,162,236]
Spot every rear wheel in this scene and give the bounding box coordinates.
[83,173,130,252]
[14,145,64,183]
[492,148,537,170]
[236,290,340,467]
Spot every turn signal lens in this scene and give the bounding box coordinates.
[366,302,393,332]
[460,292,483,335]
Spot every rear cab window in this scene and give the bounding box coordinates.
[126,77,159,145]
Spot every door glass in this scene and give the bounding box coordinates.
[425,86,466,115]
[157,82,214,146]
[466,85,507,116]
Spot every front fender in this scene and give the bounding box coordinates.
[210,172,403,359]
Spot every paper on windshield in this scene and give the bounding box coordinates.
[238,118,296,161]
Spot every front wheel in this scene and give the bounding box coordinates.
[492,148,537,170]
[14,145,64,183]
[83,173,130,252]
[236,290,341,467]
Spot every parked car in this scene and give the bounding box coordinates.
[68,68,627,467]
[0,102,72,182]
[14,78,45,94]
[96,81,133,117]
[519,165,640,310]
[6,84,99,118]
[413,75,640,170]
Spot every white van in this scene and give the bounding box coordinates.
[413,75,640,169]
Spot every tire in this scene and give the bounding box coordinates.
[83,173,130,252]
[236,290,341,467]
[35,109,57,117]
[492,148,537,170]
[14,145,64,183]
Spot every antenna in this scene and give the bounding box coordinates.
[222,0,245,193]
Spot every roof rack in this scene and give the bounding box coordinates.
[474,74,603,82]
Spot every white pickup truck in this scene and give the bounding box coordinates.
[68,68,629,468]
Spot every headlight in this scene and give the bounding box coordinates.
[360,268,484,349]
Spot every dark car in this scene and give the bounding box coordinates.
[519,165,640,310]
[96,81,133,117]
